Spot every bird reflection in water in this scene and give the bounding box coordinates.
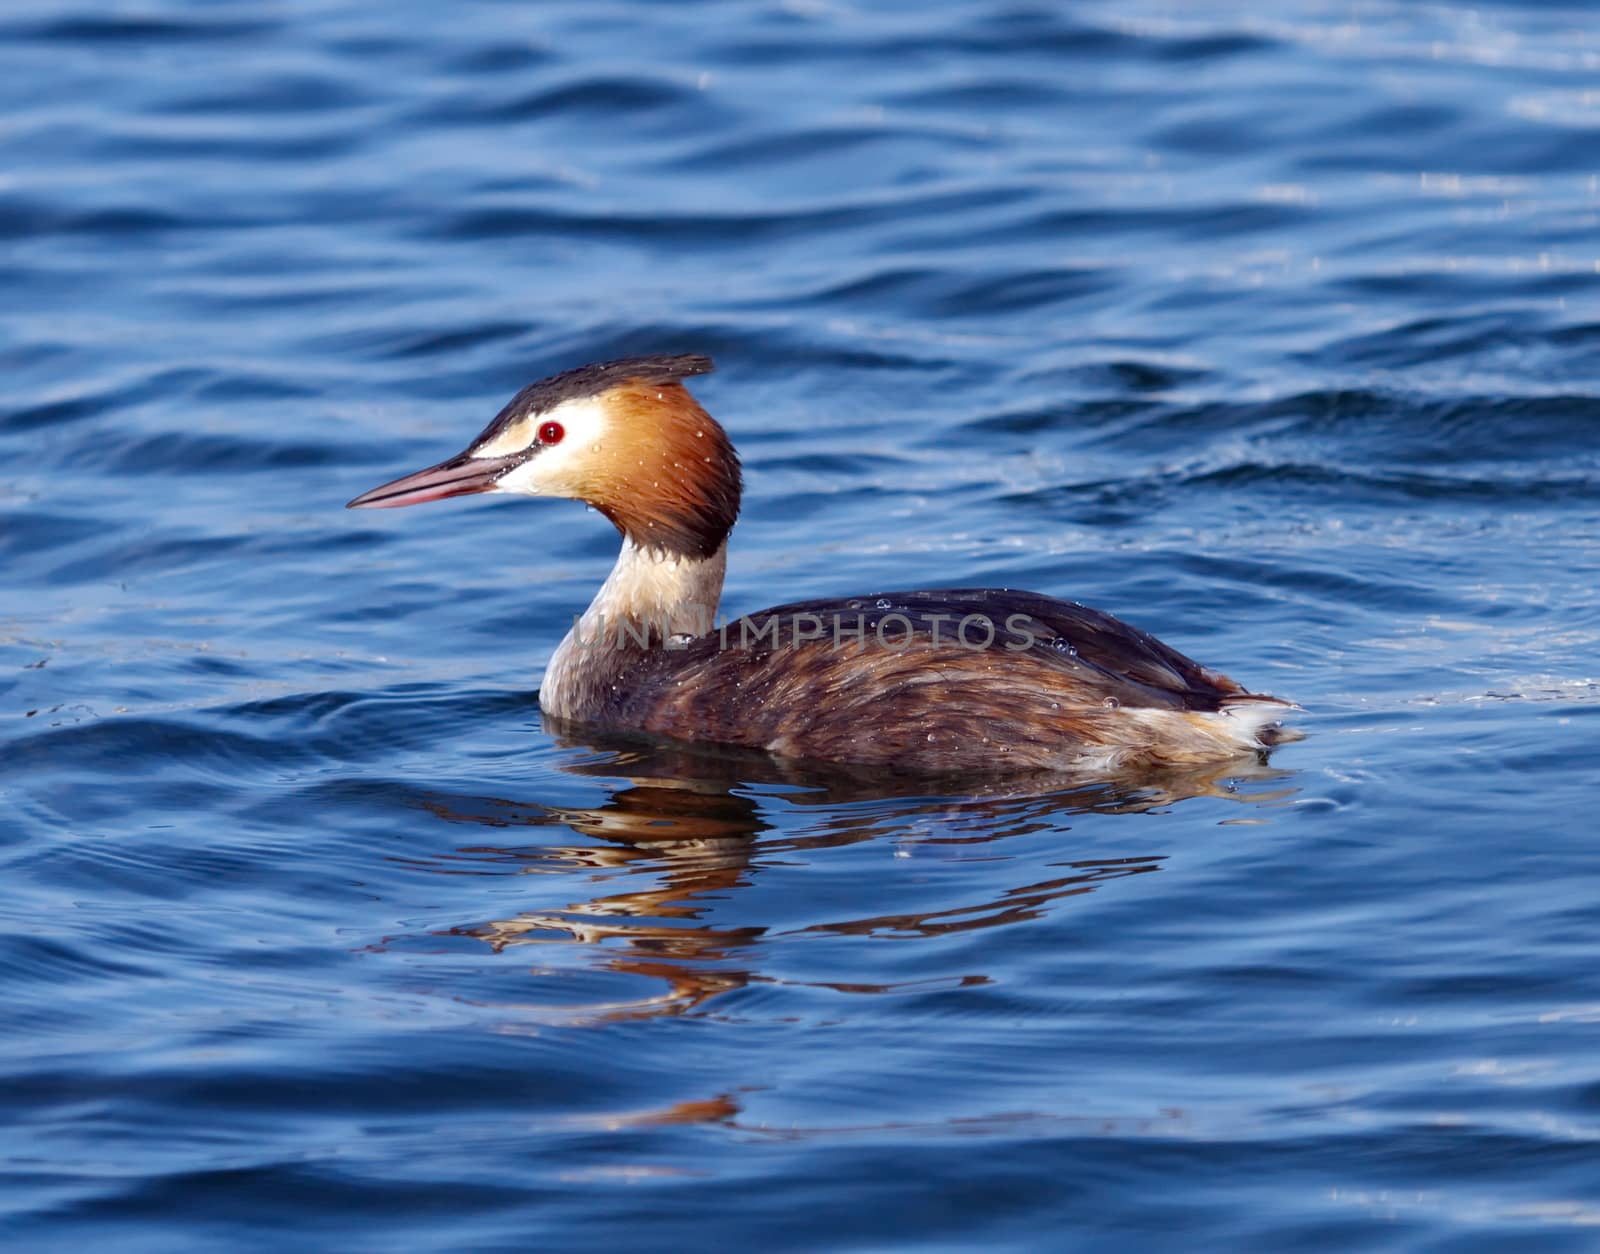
[407,724,1296,1023]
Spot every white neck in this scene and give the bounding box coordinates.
[540,538,727,721]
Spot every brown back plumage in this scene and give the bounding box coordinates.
[582,589,1289,773]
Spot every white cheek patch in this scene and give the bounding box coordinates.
[482,395,611,496]
[494,455,545,495]
[474,415,535,458]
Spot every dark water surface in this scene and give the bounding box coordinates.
[5,1,1600,1249]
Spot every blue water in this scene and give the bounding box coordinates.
[4,1,1600,1248]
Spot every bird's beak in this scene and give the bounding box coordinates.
[346,450,524,509]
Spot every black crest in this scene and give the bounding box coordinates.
[473,354,715,446]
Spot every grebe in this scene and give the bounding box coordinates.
[349,354,1293,773]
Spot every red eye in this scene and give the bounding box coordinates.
[538,420,565,445]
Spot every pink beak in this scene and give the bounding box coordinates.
[346,451,522,510]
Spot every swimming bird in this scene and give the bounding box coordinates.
[348,354,1293,773]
